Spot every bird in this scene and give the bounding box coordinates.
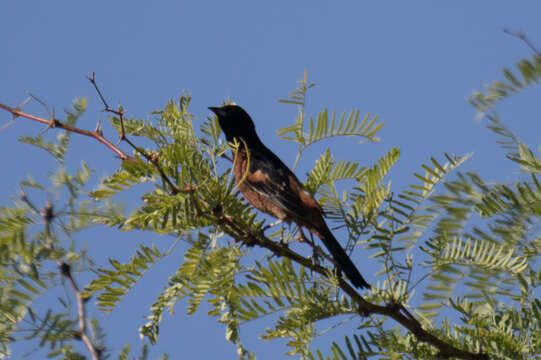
[209,104,370,289]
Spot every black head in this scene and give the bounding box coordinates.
[208,104,261,145]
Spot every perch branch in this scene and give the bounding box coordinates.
[213,210,489,360]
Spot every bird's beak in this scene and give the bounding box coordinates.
[208,106,225,117]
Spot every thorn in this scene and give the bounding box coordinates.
[27,92,50,116]
[86,71,96,83]
[41,108,56,134]
[4,97,31,125]
[297,228,309,243]
[116,131,126,144]
[16,96,31,110]
[95,117,103,136]
[0,118,17,131]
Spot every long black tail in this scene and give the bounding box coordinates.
[317,225,370,289]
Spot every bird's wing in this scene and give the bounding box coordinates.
[244,150,311,218]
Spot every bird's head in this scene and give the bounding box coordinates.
[208,104,260,145]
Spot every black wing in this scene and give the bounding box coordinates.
[244,148,310,218]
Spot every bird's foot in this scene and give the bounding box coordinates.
[297,229,309,243]
[258,219,283,239]
[261,219,283,232]
[279,233,290,248]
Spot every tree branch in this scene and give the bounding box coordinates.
[213,210,489,360]
[0,102,133,161]
[34,199,102,360]
[60,262,100,360]
[87,73,186,195]
[3,78,488,359]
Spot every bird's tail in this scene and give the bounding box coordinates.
[315,225,370,289]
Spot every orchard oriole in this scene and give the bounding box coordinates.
[209,104,370,289]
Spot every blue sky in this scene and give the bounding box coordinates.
[2,1,541,359]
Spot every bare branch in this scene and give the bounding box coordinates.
[86,72,123,117]
[38,200,102,360]
[87,73,188,195]
[0,102,133,161]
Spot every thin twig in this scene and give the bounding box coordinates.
[60,263,100,360]
[503,28,541,57]
[0,102,133,161]
[86,72,123,116]
[87,73,189,195]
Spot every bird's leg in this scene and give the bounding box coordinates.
[259,219,285,242]
[279,229,289,247]
[262,219,283,231]
[307,232,320,262]
[305,232,326,281]
[277,224,302,247]
[304,231,337,266]
[296,228,310,243]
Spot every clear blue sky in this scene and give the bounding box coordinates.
[2,1,541,359]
